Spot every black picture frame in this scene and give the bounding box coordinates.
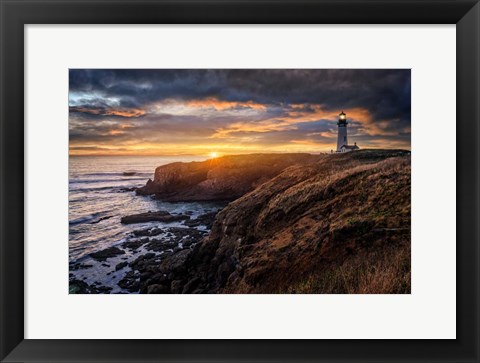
[1,0,479,362]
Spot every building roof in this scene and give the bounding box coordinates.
[341,144,359,150]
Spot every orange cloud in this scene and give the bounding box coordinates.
[286,104,372,124]
[70,106,145,118]
[102,124,136,136]
[107,130,126,135]
[186,97,267,111]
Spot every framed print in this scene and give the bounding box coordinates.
[1,0,479,362]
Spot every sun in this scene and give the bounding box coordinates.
[209,152,219,158]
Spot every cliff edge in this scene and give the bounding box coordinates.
[138,150,411,294]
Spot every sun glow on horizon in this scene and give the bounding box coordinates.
[209,152,219,158]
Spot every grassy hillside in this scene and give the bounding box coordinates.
[141,150,411,294]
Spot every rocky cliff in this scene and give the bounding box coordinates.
[139,150,411,294]
[136,153,322,202]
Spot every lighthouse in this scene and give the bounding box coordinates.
[336,111,359,153]
[336,111,348,151]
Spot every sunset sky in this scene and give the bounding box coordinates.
[69,69,411,156]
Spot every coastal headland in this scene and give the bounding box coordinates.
[135,153,322,202]
[70,150,411,294]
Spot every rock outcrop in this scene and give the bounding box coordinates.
[139,150,411,294]
[120,211,190,224]
[136,153,322,202]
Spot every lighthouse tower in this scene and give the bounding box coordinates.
[335,111,359,153]
[336,111,348,151]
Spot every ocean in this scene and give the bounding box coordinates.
[69,155,224,293]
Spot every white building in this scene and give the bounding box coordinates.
[336,111,359,153]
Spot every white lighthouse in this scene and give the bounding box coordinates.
[336,111,359,153]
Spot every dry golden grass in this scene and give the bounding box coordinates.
[287,244,411,294]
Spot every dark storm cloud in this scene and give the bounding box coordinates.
[69,69,410,122]
[69,69,228,107]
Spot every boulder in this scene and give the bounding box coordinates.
[115,261,128,271]
[159,249,192,276]
[90,247,125,261]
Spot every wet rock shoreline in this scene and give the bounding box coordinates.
[69,211,219,294]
